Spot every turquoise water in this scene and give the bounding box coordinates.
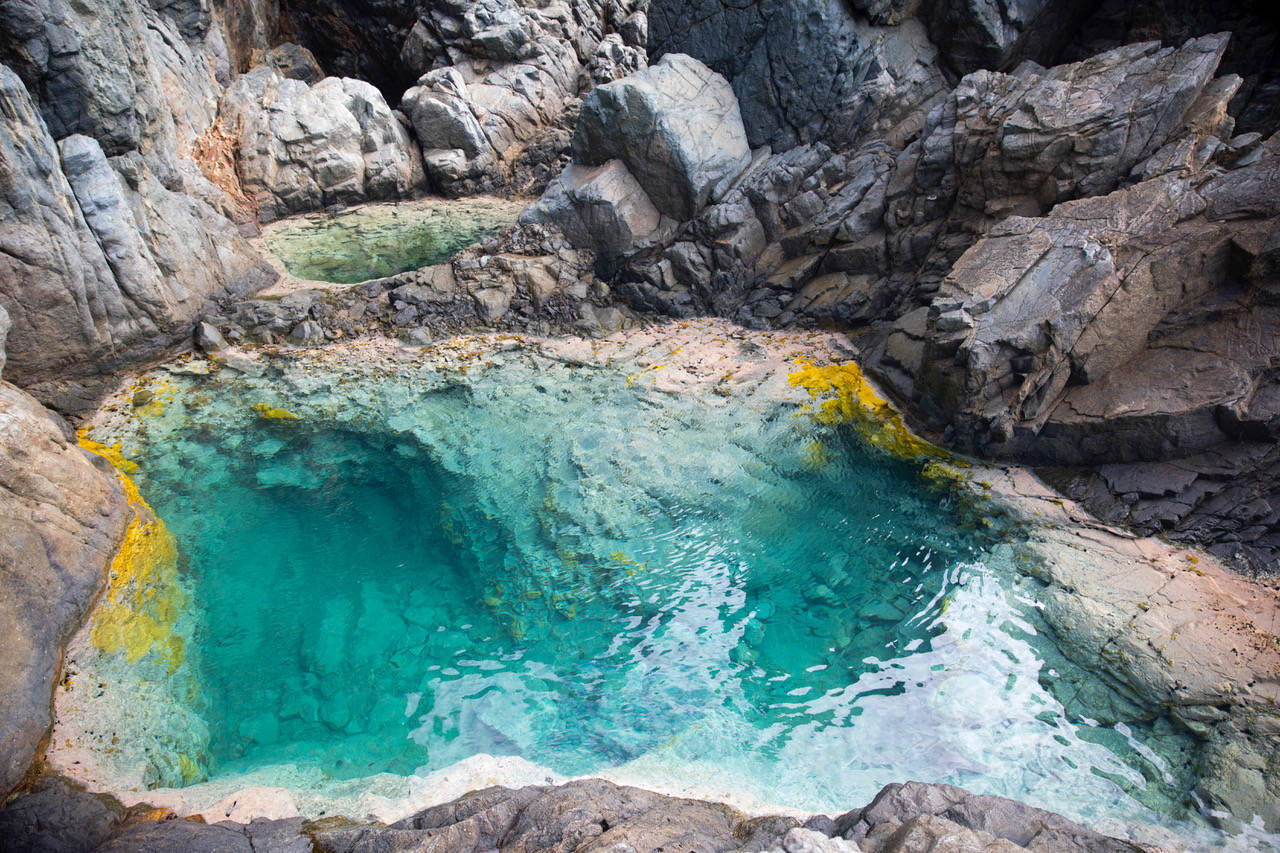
[101,351,1210,836]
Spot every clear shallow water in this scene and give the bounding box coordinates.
[261,198,523,283]
[92,350,1214,838]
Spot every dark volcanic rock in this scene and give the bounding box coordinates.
[1,778,1135,852]
[648,0,949,150]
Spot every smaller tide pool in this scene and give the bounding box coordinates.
[260,198,525,284]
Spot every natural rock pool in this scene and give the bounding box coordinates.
[259,198,525,284]
[56,324,1240,846]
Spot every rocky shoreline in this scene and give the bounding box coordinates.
[4,320,1270,852]
[3,0,1280,850]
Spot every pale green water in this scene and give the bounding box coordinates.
[261,198,524,283]
[90,347,1231,843]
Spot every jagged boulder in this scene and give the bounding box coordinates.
[399,0,649,195]
[0,383,129,796]
[522,160,663,256]
[220,67,426,221]
[573,53,752,221]
[648,0,948,150]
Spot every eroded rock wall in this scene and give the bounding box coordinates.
[0,383,128,796]
[0,0,277,398]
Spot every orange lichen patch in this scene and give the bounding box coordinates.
[78,432,186,673]
[188,118,257,218]
[788,360,949,461]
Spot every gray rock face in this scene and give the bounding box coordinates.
[648,0,949,150]
[399,0,648,196]
[220,68,426,221]
[573,53,752,221]
[521,160,663,255]
[0,64,275,390]
[0,383,128,796]
[0,0,282,395]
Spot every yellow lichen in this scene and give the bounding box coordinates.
[78,432,185,673]
[131,378,176,418]
[76,430,140,473]
[250,402,301,421]
[787,360,948,461]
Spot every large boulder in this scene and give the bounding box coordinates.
[220,67,426,221]
[573,53,752,221]
[521,160,663,256]
[0,383,129,796]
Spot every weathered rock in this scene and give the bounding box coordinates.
[25,777,1142,852]
[573,53,752,221]
[648,0,948,150]
[256,42,325,85]
[969,467,1280,830]
[837,780,1136,851]
[0,303,9,381]
[0,774,126,852]
[0,64,275,391]
[220,68,426,221]
[1062,0,1280,137]
[399,0,648,196]
[521,160,663,255]
[288,320,325,346]
[613,34,1235,331]
[196,322,230,354]
[0,383,129,796]
[93,818,254,852]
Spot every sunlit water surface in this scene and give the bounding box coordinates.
[86,351,1238,846]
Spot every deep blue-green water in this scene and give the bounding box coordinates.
[100,352,1212,836]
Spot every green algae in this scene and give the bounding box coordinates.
[260,197,525,284]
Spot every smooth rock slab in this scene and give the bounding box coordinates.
[573,53,752,220]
